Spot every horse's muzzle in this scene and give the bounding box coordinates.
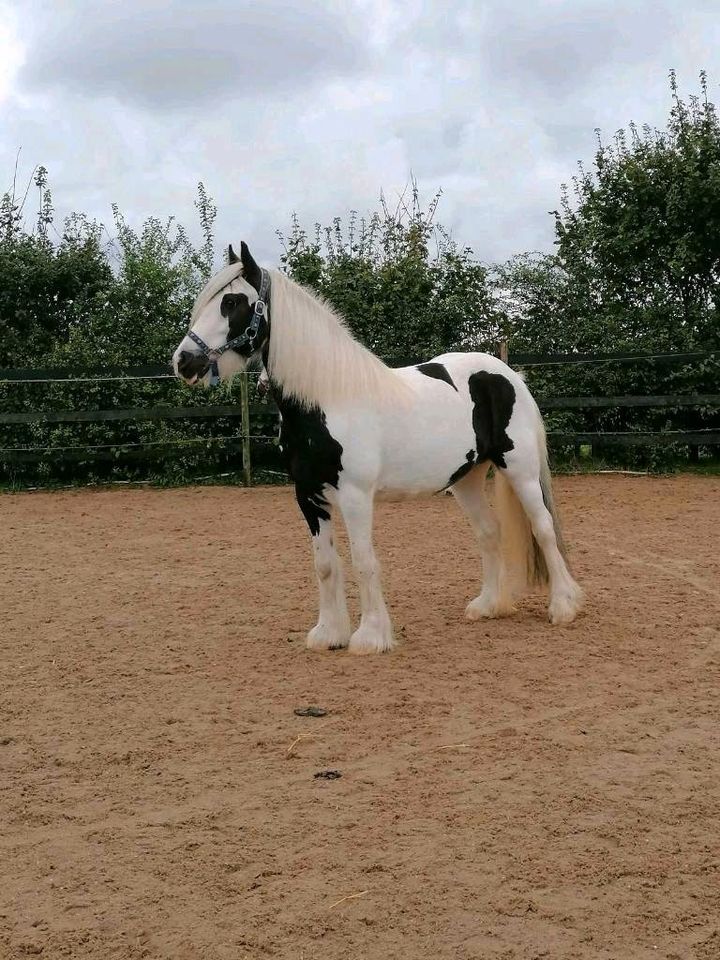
[176,350,210,384]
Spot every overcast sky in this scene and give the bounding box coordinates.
[1,0,719,267]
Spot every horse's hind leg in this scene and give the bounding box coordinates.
[500,449,583,625]
[451,464,514,619]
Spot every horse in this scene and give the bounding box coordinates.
[172,241,584,654]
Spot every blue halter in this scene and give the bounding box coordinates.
[187,268,270,386]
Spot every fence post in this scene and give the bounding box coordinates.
[500,341,509,364]
[239,370,252,486]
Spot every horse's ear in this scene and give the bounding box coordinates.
[228,244,240,264]
[240,240,262,293]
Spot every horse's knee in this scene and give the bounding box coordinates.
[314,556,334,581]
[312,538,335,581]
[351,551,378,580]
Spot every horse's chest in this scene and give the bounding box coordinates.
[278,404,343,490]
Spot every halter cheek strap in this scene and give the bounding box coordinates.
[188,268,270,386]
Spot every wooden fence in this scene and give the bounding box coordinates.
[507,347,720,455]
[0,348,718,484]
[0,365,278,484]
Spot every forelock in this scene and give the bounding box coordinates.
[190,262,245,323]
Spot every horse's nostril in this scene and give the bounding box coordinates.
[176,350,210,382]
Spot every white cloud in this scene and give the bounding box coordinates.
[0,3,23,105]
[17,0,367,107]
[2,0,720,266]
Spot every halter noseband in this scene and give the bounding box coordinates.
[187,268,270,386]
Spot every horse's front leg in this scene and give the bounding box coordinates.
[336,482,395,655]
[298,493,352,651]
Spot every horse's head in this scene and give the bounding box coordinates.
[173,241,270,386]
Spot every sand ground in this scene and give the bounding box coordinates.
[1,475,718,959]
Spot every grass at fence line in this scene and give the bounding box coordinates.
[548,452,720,476]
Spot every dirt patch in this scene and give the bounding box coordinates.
[1,476,719,959]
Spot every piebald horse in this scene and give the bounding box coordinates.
[173,242,583,654]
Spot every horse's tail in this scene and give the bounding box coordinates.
[533,401,568,566]
[494,469,545,597]
[493,392,567,595]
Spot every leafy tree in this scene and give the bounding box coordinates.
[54,189,217,367]
[0,168,231,488]
[0,166,113,364]
[278,182,497,366]
[551,70,720,351]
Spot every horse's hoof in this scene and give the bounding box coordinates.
[548,604,577,625]
[348,624,396,655]
[306,623,351,651]
[548,584,584,625]
[548,602,581,625]
[465,596,514,620]
[548,582,585,626]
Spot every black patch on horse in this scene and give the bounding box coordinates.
[220,292,269,357]
[416,362,458,391]
[468,371,516,468]
[274,390,343,536]
[446,448,477,487]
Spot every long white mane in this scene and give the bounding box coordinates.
[266,269,413,410]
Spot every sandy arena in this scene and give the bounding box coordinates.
[1,475,719,960]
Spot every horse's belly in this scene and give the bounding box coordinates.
[377,405,476,493]
[325,371,479,495]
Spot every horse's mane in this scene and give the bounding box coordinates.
[266,269,413,410]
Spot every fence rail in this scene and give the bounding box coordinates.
[507,345,719,462]
[510,349,716,366]
[0,402,270,426]
[0,367,274,484]
[0,436,247,465]
[538,394,720,410]
[2,394,717,425]
[548,430,720,446]
[0,364,171,382]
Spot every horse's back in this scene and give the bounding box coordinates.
[409,351,540,445]
[433,351,526,386]
[395,351,528,398]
